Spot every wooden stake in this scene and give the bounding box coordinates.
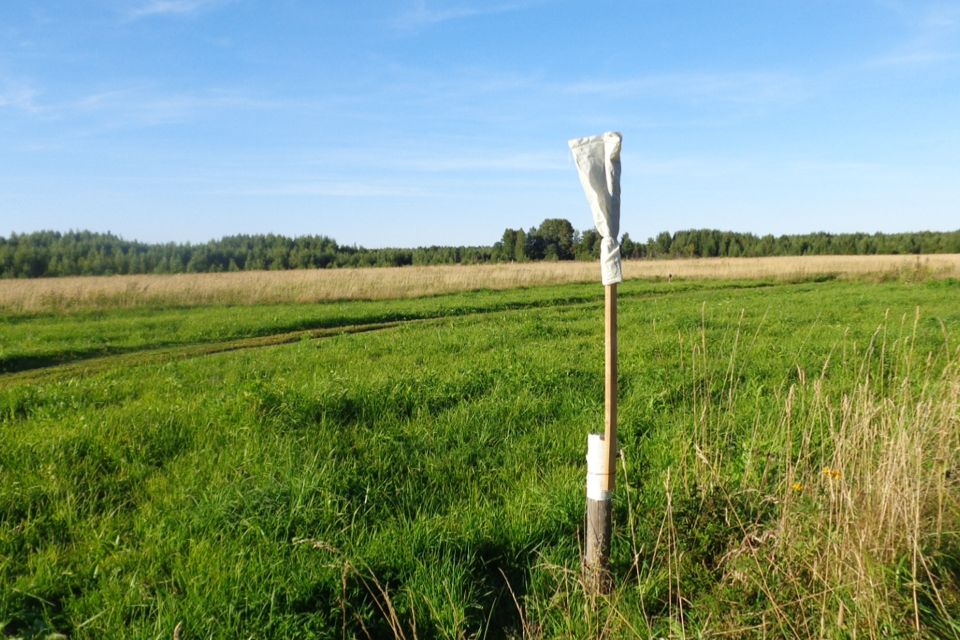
[604,283,617,492]
[585,491,612,592]
[585,283,617,591]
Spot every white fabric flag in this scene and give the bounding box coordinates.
[568,132,623,285]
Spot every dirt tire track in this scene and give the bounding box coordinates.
[0,280,781,387]
[0,320,410,388]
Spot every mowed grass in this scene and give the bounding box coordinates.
[1,276,959,638]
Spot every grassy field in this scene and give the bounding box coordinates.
[1,272,959,638]
[2,254,958,314]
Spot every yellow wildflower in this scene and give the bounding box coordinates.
[822,466,842,480]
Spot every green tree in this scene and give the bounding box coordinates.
[534,218,576,260]
[513,229,527,262]
[576,229,601,260]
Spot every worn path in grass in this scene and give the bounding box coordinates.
[0,279,780,381]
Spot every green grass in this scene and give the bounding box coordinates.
[0,279,774,375]
[1,277,958,638]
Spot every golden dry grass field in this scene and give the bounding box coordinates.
[1,254,958,313]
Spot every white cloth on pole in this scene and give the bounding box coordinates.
[568,132,623,285]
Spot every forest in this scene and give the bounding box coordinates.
[2,221,959,278]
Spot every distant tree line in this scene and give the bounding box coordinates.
[0,231,493,278]
[2,224,959,278]
[493,223,960,261]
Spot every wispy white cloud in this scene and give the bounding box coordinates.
[869,3,960,68]
[624,154,754,179]
[0,79,38,112]
[787,159,903,180]
[169,141,569,178]
[84,90,286,120]
[127,0,227,20]
[213,180,433,198]
[40,87,323,128]
[393,0,544,30]
[561,71,809,105]
[387,149,565,173]
[870,49,956,67]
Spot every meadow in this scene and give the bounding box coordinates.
[1,266,959,638]
[2,254,958,314]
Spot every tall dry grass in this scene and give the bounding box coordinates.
[2,254,958,314]
[760,322,960,637]
[510,310,960,638]
[665,310,960,637]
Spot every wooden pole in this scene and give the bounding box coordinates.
[604,283,617,492]
[585,282,616,591]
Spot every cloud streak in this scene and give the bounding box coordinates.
[393,0,544,30]
[377,149,566,173]
[212,180,433,198]
[868,3,960,68]
[127,0,227,20]
[0,80,38,112]
[26,87,336,129]
[561,71,809,105]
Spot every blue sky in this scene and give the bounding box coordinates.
[2,1,958,247]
